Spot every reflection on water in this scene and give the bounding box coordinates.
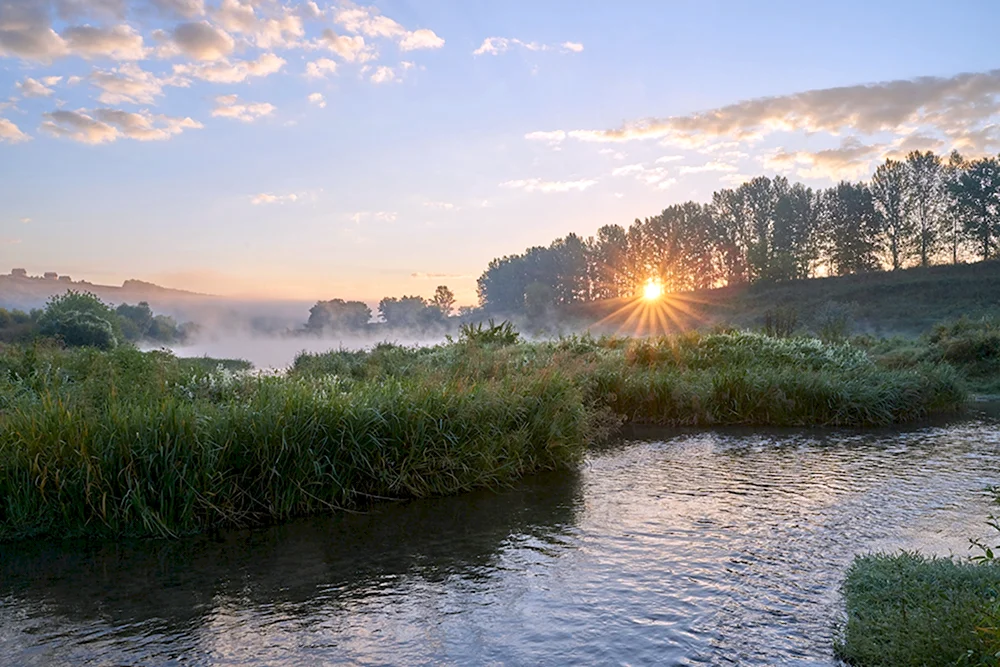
[3,412,1000,666]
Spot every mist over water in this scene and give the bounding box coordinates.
[154,333,451,369]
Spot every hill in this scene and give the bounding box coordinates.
[568,260,1000,337]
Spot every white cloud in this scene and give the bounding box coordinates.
[399,28,443,51]
[54,0,125,21]
[525,129,566,145]
[62,24,147,60]
[474,37,583,56]
[501,178,597,193]
[678,161,739,174]
[90,63,187,104]
[0,3,68,61]
[213,0,304,49]
[349,210,397,223]
[251,192,298,205]
[308,92,325,108]
[762,137,884,180]
[557,68,1000,157]
[304,57,337,78]
[318,29,373,62]
[171,21,235,61]
[151,0,206,18]
[611,163,674,188]
[0,118,29,143]
[211,94,275,122]
[655,155,683,163]
[174,52,285,83]
[423,201,456,210]
[16,77,56,97]
[41,108,202,143]
[370,65,397,84]
[335,6,443,51]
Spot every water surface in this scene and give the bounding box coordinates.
[3,411,999,666]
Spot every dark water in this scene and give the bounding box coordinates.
[3,411,1000,666]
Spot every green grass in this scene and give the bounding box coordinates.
[837,552,1000,666]
[867,316,1000,394]
[0,330,969,541]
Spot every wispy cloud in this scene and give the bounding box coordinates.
[41,108,201,143]
[211,94,275,122]
[501,178,597,193]
[473,37,584,56]
[307,92,326,108]
[0,118,30,143]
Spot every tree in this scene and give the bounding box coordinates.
[40,310,117,349]
[307,299,372,332]
[38,290,121,347]
[380,295,439,328]
[951,156,1000,261]
[432,285,456,318]
[905,150,946,267]
[820,182,882,276]
[116,301,154,341]
[870,158,914,270]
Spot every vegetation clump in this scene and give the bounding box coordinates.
[0,322,973,541]
[838,488,1000,666]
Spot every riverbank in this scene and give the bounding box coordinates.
[838,552,1000,666]
[0,328,968,541]
[837,485,1000,666]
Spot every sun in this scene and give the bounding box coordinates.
[642,280,663,301]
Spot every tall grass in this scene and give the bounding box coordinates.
[837,552,1000,666]
[0,330,968,540]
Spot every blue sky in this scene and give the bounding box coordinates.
[1,0,998,305]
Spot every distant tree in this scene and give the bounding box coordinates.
[431,285,456,317]
[146,314,183,343]
[40,311,117,349]
[379,295,439,328]
[38,290,121,347]
[587,224,630,299]
[820,182,882,276]
[905,151,946,266]
[711,187,751,285]
[870,158,914,270]
[116,301,154,341]
[307,299,372,332]
[943,150,969,264]
[524,281,555,322]
[951,155,1000,261]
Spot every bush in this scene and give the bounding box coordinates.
[38,310,118,349]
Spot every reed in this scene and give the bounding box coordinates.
[0,330,968,540]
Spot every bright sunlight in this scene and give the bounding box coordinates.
[642,280,664,301]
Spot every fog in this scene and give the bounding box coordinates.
[151,332,451,370]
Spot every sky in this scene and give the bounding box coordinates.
[1,0,999,306]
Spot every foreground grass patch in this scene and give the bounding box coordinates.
[837,552,1000,666]
[0,331,969,540]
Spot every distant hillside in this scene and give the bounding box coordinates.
[0,271,208,312]
[569,260,1000,337]
[0,271,312,334]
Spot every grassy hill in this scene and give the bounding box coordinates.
[569,260,1000,338]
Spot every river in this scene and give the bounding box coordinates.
[2,409,999,666]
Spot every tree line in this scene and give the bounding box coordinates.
[0,291,190,348]
[477,150,1000,314]
[304,285,458,332]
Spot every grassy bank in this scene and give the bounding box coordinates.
[837,553,1000,666]
[838,487,1000,666]
[0,330,967,540]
